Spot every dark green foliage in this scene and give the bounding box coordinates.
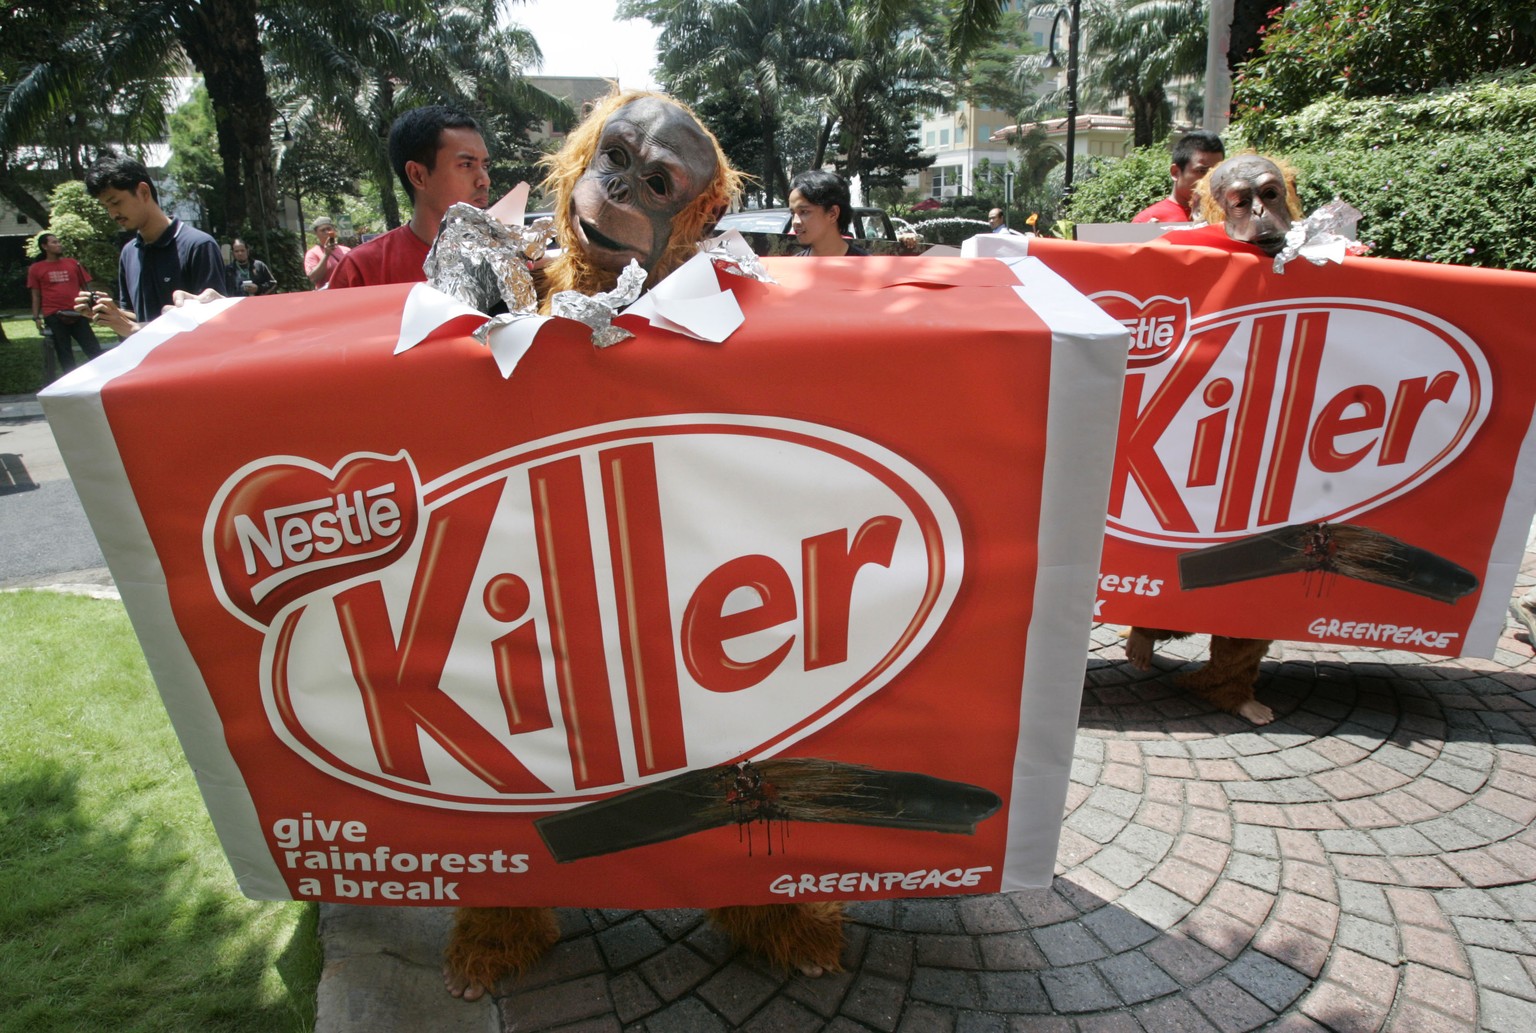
[1247,67,1536,152]
[1286,131,1536,271]
[1235,0,1536,143]
[0,238,29,309]
[1064,121,1536,272]
[1062,144,1174,224]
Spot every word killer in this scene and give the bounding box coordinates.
[306,441,905,794]
[1112,309,1464,534]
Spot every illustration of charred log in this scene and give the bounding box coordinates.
[534,759,1002,863]
[1178,522,1478,603]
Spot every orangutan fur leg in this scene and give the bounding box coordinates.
[442,906,560,1001]
[1123,627,1187,671]
[1177,636,1274,725]
[706,902,846,977]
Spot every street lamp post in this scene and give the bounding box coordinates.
[1046,1,1082,200]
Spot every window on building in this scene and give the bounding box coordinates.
[939,128,950,147]
[926,130,935,147]
[1033,32,1045,47]
[929,165,961,199]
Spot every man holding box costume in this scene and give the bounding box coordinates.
[328,105,492,290]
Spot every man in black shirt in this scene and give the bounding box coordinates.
[77,154,226,337]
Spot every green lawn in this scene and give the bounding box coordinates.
[0,591,320,1033]
[0,315,119,395]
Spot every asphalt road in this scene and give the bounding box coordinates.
[0,395,110,589]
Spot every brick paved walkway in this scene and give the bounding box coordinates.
[319,579,1536,1032]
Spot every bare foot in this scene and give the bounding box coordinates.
[443,964,488,1002]
[1124,628,1156,671]
[1236,698,1275,725]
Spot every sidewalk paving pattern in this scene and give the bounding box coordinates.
[316,550,1536,1032]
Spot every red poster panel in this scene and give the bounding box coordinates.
[1028,238,1536,657]
[42,256,1127,908]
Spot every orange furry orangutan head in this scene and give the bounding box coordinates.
[1193,153,1303,256]
[540,90,743,301]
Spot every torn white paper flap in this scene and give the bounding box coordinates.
[485,315,550,378]
[396,283,487,354]
[622,253,744,342]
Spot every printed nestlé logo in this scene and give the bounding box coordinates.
[1095,296,1491,544]
[206,452,420,628]
[235,417,963,810]
[1094,293,1191,368]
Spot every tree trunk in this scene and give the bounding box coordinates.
[376,80,401,230]
[1130,87,1166,148]
[813,117,836,171]
[0,166,48,225]
[178,0,276,232]
[755,79,780,207]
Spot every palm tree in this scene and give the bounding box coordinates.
[263,2,567,231]
[803,2,950,190]
[0,1,561,232]
[624,0,820,206]
[1076,0,1208,146]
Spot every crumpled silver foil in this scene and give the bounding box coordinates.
[424,202,555,314]
[551,260,648,348]
[697,230,778,284]
[1274,199,1364,273]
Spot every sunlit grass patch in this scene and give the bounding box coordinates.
[0,590,319,1033]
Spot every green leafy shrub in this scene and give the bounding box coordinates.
[1248,67,1536,151]
[1286,130,1536,270]
[907,214,995,246]
[1063,145,1174,224]
[1062,80,1536,273]
[37,180,122,293]
[1234,0,1536,140]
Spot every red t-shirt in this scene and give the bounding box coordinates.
[27,257,93,314]
[327,225,430,288]
[1155,224,1272,257]
[1131,198,1192,224]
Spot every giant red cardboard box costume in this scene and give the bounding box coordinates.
[41,256,1127,907]
[1019,238,1536,657]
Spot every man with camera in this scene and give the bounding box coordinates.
[76,154,227,338]
[304,216,352,289]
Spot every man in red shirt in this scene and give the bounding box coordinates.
[1131,130,1225,224]
[328,106,491,289]
[28,233,101,376]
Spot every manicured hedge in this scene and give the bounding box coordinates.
[1065,75,1536,273]
[1066,129,1536,272]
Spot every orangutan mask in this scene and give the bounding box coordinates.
[567,97,720,274]
[1209,156,1294,256]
